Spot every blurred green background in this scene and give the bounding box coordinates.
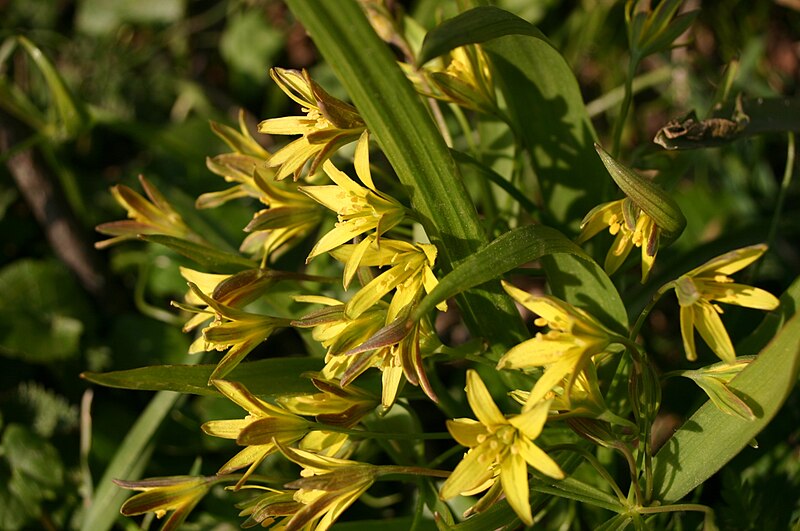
[0,1,798,529]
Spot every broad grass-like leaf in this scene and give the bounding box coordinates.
[285,0,526,348]
[79,391,175,531]
[485,33,607,227]
[139,234,255,273]
[417,6,540,65]
[413,225,589,320]
[652,311,800,503]
[81,358,320,398]
[541,253,628,334]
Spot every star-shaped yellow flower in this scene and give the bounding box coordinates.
[670,244,779,363]
[497,281,623,407]
[258,68,366,180]
[577,197,659,281]
[300,136,406,262]
[440,370,564,526]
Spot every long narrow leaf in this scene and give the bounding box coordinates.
[285,0,527,348]
[79,391,176,531]
[81,358,321,398]
[418,6,541,65]
[412,225,588,320]
[652,312,800,502]
[485,34,607,227]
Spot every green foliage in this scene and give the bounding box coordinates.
[0,260,93,363]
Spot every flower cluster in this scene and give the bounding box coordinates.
[99,7,785,529]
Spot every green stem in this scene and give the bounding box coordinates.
[767,131,795,253]
[629,283,673,340]
[425,444,464,469]
[638,503,714,517]
[315,424,452,441]
[611,60,638,158]
[547,445,627,504]
[378,465,451,479]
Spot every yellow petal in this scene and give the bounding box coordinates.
[500,451,532,526]
[497,335,577,370]
[526,356,581,405]
[322,160,364,195]
[439,445,495,500]
[508,398,551,440]
[576,200,620,244]
[381,365,404,409]
[502,282,571,331]
[680,305,698,362]
[200,419,248,439]
[465,370,506,427]
[257,116,311,135]
[517,437,564,479]
[694,300,736,363]
[446,418,488,448]
[688,244,767,278]
[604,230,633,275]
[704,283,780,310]
[353,130,374,190]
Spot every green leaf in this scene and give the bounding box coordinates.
[79,391,175,531]
[484,32,607,227]
[541,253,629,334]
[651,312,800,503]
[82,358,321,397]
[284,0,527,349]
[220,11,283,81]
[75,0,185,35]
[2,424,63,490]
[0,260,92,363]
[412,225,589,320]
[139,234,255,273]
[450,148,538,214]
[418,6,540,65]
[737,274,800,357]
[17,37,88,139]
[529,476,624,513]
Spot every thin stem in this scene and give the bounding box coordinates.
[630,283,673,340]
[425,444,464,469]
[766,131,795,254]
[611,60,638,158]
[547,445,627,503]
[378,465,451,479]
[619,444,644,508]
[315,423,452,441]
[638,503,714,517]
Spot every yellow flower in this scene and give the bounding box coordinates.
[258,68,366,180]
[95,175,198,249]
[114,475,215,531]
[184,282,291,380]
[440,370,564,526]
[330,236,444,319]
[293,297,440,409]
[238,444,377,531]
[497,281,623,407]
[201,380,311,488]
[300,137,406,262]
[198,109,272,209]
[577,197,659,281]
[670,244,779,363]
[278,375,379,428]
[240,171,324,262]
